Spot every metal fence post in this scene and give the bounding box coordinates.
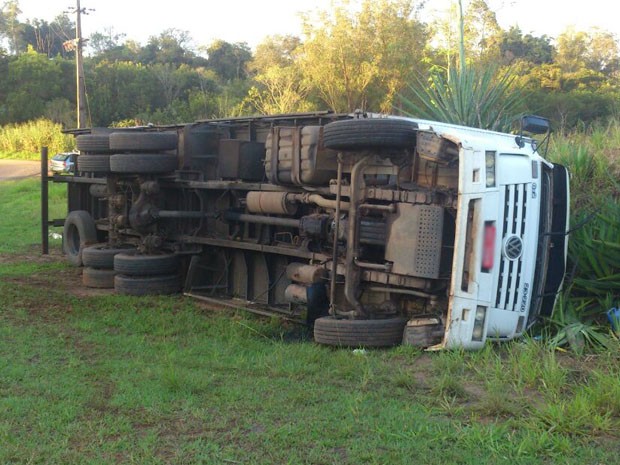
[41,146,49,255]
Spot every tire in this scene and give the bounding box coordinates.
[77,154,111,173]
[313,316,407,347]
[323,119,416,151]
[76,134,112,154]
[62,210,98,267]
[109,153,178,173]
[82,243,136,269]
[109,132,178,152]
[113,252,179,276]
[114,274,181,296]
[82,267,116,289]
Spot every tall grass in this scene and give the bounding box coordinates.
[545,120,620,350]
[0,119,75,160]
[548,120,620,212]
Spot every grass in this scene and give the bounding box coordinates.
[0,178,67,254]
[547,119,620,212]
[1,178,619,464]
[1,274,619,464]
[2,282,620,464]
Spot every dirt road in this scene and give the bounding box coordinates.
[0,159,43,180]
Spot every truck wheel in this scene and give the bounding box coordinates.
[114,274,181,296]
[82,243,136,269]
[109,132,178,152]
[82,267,116,288]
[62,211,98,267]
[109,153,178,173]
[323,119,416,151]
[113,252,179,276]
[313,316,407,347]
[77,154,111,173]
[76,134,112,153]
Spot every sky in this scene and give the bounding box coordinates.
[14,0,620,51]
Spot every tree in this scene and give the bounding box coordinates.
[185,68,220,120]
[555,27,590,73]
[245,35,310,115]
[88,38,141,63]
[5,46,63,122]
[206,40,252,81]
[1,0,23,54]
[429,0,503,68]
[499,27,555,65]
[245,66,313,115]
[249,35,301,75]
[86,60,159,126]
[150,63,199,117]
[297,0,427,113]
[588,30,620,75]
[553,27,620,76]
[462,0,502,62]
[88,27,126,56]
[20,14,75,58]
[140,29,200,66]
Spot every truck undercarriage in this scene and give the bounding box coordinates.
[45,111,569,350]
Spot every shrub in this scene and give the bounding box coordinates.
[0,119,75,160]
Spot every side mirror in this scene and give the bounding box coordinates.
[521,115,550,135]
[515,115,551,151]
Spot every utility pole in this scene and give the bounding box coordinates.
[64,1,92,128]
[75,0,86,128]
[74,0,87,128]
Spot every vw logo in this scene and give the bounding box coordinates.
[503,235,523,260]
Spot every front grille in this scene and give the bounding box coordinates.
[495,184,528,311]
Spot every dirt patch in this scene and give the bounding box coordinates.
[0,159,42,180]
[0,247,64,264]
[1,250,115,299]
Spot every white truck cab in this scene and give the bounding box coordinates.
[410,118,569,349]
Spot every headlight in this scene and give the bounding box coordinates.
[472,325,484,341]
[472,306,487,342]
[485,151,496,187]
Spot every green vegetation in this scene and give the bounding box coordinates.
[1,0,620,459]
[0,257,618,464]
[0,140,619,464]
[0,119,74,159]
[400,63,523,132]
[1,0,619,130]
[0,179,67,253]
[540,124,620,351]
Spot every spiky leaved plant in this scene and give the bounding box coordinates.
[545,293,615,354]
[540,197,620,353]
[569,201,620,299]
[399,0,523,131]
[399,63,523,132]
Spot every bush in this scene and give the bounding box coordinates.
[0,119,75,160]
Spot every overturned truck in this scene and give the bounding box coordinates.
[48,112,570,350]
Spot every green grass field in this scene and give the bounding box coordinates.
[1,179,619,464]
